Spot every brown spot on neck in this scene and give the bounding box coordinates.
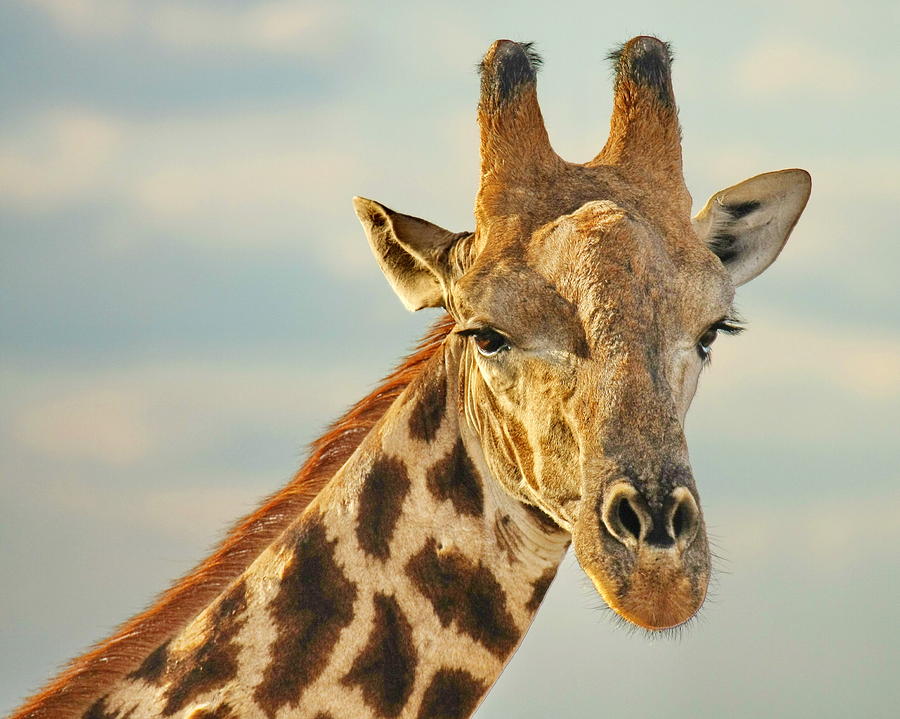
[254,521,358,717]
[525,567,559,613]
[408,371,448,443]
[405,539,519,658]
[342,593,418,717]
[356,455,411,560]
[416,668,486,719]
[426,439,484,517]
[126,641,169,684]
[82,696,132,719]
[161,581,248,715]
[493,513,523,563]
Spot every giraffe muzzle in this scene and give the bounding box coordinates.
[574,481,710,630]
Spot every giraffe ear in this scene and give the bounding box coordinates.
[354,197,471,311]
[692,169,811,286]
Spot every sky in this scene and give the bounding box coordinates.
[1,0,898,716]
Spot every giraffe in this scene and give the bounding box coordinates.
[12,36,811,719]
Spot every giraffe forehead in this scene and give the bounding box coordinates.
[534,203,698,291]
[544,206,735,336]
[457,204,730,355]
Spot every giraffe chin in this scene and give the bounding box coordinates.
[582,555,709,631]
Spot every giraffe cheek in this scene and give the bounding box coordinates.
[474,354,520,395]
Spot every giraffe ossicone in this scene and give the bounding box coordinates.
[13,36,810,719]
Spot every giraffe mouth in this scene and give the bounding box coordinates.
[583,553,709,630]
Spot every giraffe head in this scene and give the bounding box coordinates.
[354,37,810,630]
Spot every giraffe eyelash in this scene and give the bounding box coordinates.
[714,315,746,335]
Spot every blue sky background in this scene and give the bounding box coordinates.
[1,1,898,716]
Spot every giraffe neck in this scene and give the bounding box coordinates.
[88,341,570,719]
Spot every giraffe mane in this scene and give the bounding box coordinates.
[12,314,456,719]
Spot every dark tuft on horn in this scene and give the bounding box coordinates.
[608,36,674,106]
[475,39,558,207]
[478,40,543,106]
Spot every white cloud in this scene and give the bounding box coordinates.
[123,105,377,273]
[753,317,900,400]
[716,489,900,572]
[688,142,900,206]
[149,3,339,56]
[26,0,136,38]
[0,99,476,274]
[735,38,869,99]
[689,314,900,444]
[26,0,344,56]
[0,108,123,208]
[13,387,152,465]
[35,477,269,543]
[0,104,375,270]
[4,356,370,468]
[130,114,364,245]
[135,485,270,541]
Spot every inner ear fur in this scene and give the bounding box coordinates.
[692,169,811,286]
[353,196,471,311]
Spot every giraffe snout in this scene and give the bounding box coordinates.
[573,478,709,631]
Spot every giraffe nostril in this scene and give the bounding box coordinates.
[672,502,686,538]
[602,483,700,550]
[617,498,642,540]
[668,488,700,545]
[601,484,650,545]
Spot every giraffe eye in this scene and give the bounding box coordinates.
[697,328,718,354]
[696,318,745,362]
[474,328,510,357]
[459,327,511,357]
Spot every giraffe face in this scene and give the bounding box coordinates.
[356,37,810,630]
[450,193,732,630]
